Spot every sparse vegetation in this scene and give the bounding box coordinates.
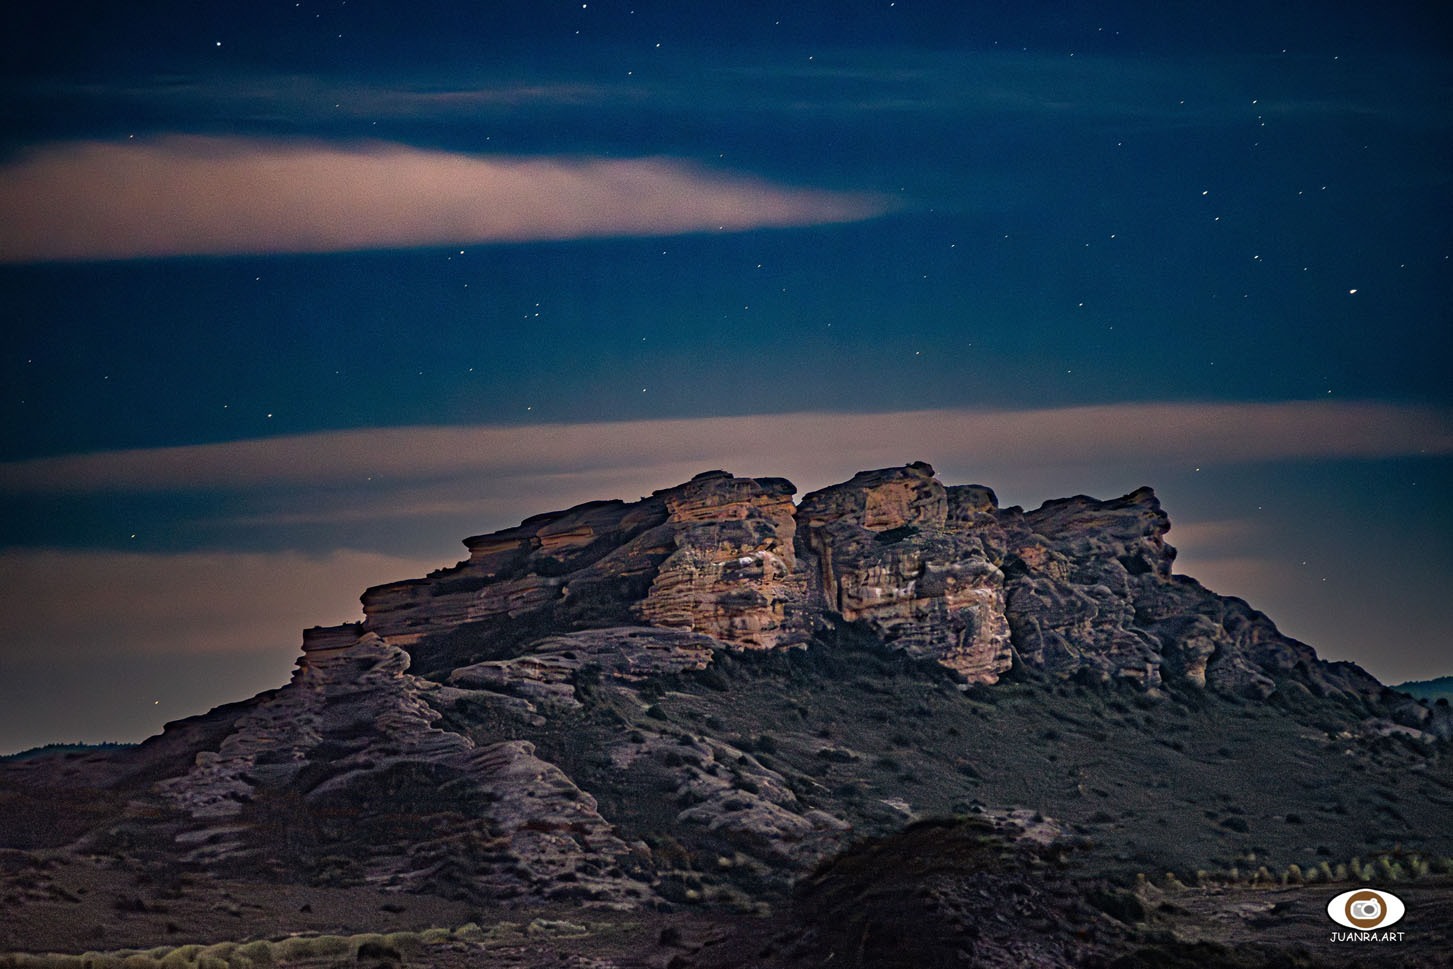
[0,923,508,969]
[1147,850,1453,890]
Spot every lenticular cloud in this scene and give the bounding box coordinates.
[1,400,1447,495]
[0,136,889,262]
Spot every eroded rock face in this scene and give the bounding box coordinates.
[359,496,672,647]
[320,462,1397,701]
[639,471,810,649]
[995,487,1174,689]
[797,463,1014,682]
[606,725,852,867]
[448,627,722,712]
[357,471,811,658]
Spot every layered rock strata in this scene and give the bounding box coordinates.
[306,461,1390,700]
[796,462,1014,681]
[640,471,808,649]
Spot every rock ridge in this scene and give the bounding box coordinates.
[328,461,1397,707]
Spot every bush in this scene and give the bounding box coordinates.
[525,919,588,938]
[382,932,423,957]
[79,955,125,969]
[352,941,400,963]
[233,943,270,967]
[346,935,386,956]
[158,947,201,969]
[0,958,58,969]
[1,923,479,969]
[271,936,350,963]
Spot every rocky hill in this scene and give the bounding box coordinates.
[3,463,1451,966]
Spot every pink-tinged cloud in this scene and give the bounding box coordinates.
[1,400,1447,498]
[0,548,441,660]
[0,547,444,752]
[0,136,890,262]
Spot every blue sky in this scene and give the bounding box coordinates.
[0,1,1449,752]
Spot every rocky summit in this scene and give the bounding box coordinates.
[4,464,1452,968]
[339,461,1400,699]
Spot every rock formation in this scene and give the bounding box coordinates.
[797,462,1013,680]
[5,462,1448,920]
[317,461,1394,702]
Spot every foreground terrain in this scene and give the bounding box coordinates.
[4,838,1451,967]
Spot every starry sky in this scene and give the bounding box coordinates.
[1,1,1449,753]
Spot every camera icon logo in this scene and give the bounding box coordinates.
[1326,888,1405,930]
[1348,897,1381,921]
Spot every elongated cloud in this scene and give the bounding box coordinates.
[0,547,441,752]
[0,136,888,262]
[2,400,1447,497]
[0,548,438,659]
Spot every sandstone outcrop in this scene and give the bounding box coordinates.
[10,461,1443,914]
[355,471,809,662]
[797,462,1013,681]
[447,627,721,711]
[640,471,809,649]
[304,461,1409,704]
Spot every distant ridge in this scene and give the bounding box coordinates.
[1397,675,1453,703]
[0,741,135,762]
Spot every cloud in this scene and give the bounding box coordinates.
[3,400,1448,499]
[0,548,440,661]
[1161,521,1285,609]
[0,136,889,262]
[0,546,438,753]
[1158,517,1265,554]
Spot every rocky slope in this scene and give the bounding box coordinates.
[3,463,1451,961]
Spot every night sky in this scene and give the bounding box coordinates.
[1,2,1449,753]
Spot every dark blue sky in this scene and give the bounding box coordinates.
[0,1,1449,752]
